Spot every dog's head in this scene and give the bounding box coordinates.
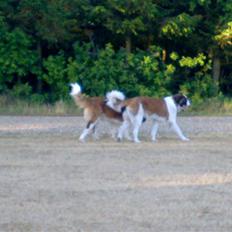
[172,93,191,111]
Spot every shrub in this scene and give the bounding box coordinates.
[0,28,38,93]
[67,43,172,97]
[42,52,69,102]
[10,83,32,99]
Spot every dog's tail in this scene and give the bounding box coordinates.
[105,90,125,112]
[70,83,87,108]
[70,83,81,96]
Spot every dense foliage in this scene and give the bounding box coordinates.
[0,0,231,104]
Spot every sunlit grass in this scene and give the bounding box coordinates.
[0,95,82,116]
[181,97,232,116]
[1,95,232,116]
[135,173,232,188]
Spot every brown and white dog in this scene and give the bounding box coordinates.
[106,91,191,143]
[70,83,126,142]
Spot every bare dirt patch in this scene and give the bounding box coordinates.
[0,116,232,232]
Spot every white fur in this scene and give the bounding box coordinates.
[118,103,144,143]
[106,90,125,102]
[70,83,81,96]
[106,90,125,112]
[164,96,177,122]
[131,103,144,143]
[79,120,97,142]
[151,121,159,141]
[164,96,189,141]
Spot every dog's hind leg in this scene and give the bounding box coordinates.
[151,121,159,142]
[130,103,144,143]
[79,120,97,142]
[91,124,100,140]
[131,118,143,143]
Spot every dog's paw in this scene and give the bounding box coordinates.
[79,137,86,143]
[151,137,157,142]
[181,137,190,141]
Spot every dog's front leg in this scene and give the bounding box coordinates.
[169,121,189,141]
[132,123,142,143]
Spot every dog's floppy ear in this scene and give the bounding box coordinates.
[179,97,186,107]
[173,93,182,104]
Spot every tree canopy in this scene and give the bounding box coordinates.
[0,0,231,103]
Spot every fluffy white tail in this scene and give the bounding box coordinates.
[70,83,81,96]
[106,90,125,112]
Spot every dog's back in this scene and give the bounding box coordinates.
[139,97,168,119]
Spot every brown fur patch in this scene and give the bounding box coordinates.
[101,103,123,121]
[73,94,122,123]
[120,97,168,119]
[121,97,141,115]
[140,97,168,118]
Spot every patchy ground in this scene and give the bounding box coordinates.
[0,116,232,232]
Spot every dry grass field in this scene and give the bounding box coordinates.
[1,116,232,232]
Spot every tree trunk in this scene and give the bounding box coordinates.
[37,40,42,94]
[212,56,220,95]
[125,35,132,53]
[162,49,167,63]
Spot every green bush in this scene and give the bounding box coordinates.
[169,52,216,104]
[42,52,69,102]
[67,43,172,97]
[0,28,38,93]
[10,83,32,98]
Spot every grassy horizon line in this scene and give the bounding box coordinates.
[1,95,232,116]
